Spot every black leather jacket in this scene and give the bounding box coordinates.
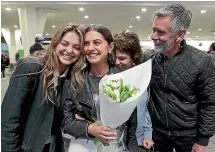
[62,64,138,152]
[143,40,215,146]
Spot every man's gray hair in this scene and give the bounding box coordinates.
[152,4,192,34]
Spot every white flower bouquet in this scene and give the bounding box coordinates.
[99,59,152,129]
[68,59,152,152]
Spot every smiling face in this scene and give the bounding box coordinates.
[55,31,81,66]
[151,16,177,54]
[115,50,134,71]
[84,30,112,65]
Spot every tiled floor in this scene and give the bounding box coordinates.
[1,68,215,152]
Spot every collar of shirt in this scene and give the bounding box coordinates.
[54,68,69,88]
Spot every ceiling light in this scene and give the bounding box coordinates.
[5,8,11,11]
[136,16,140,19]
[198,28,202,31]
[187,38,191,40]
[201,10,206,13]
[79,7,84,11]
[84,15,89,19]
[46,34,49,36]
[126,29,129,32]
[129,25,133,28]
[213,32,215,35]
[14,25,18,28]
[52,25,56,28]
[196,36,199,38]
[187,31,190,34]
[141,8,147,12]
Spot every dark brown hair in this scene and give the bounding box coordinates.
[113,30,143,65]
[85,24,113,44]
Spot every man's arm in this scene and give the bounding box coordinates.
[142,49,155,63]
[196,55,215,146]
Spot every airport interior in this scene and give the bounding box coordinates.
[1,1,215,152]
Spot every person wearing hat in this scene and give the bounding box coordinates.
[29,35,45,54]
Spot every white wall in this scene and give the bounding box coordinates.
[140,41,154,51]
[15,29,23,50]
[140,40,214,52]
[186,40,214,52]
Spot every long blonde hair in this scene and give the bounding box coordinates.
[42,23,85,103]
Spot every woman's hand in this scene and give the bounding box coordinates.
[88,123,117,142]
[142,138,154,149]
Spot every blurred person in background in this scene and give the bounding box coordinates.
[15,50,20,62]
[208,43,215,71]
[29,34,45,54]
[208,42,215,55]
[113,30,154,152]
[1,23,85,152]
[1,52,6,78]
[143,4,215,152]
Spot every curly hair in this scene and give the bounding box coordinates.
[113,30,143,65]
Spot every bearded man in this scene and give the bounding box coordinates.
[142,4,215,152]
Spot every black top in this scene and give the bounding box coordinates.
[29,43,44,54]
[145,40,215,146]
[1,56,70,152]
[62,64,139,152]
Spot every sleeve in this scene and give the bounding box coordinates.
[126,108,139,152]
[142,49,155,62]
[143,108,152,140]
[136,90,152,146]
[196,55,215,146]
[1,58,40,152]
[61,89,93,139]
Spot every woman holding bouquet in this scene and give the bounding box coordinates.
[113,31,154,151]
[62,24,138,152]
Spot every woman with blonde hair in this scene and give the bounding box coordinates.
[1,23,85,152]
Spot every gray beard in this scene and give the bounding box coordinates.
[154,39,174,54]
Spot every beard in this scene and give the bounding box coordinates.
[153,39,174,54]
